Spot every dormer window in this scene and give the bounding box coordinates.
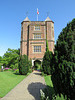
[35,26,40,30]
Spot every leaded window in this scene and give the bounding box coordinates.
[35,26,40,30]
[34,34,41,39]
[34,46,41,52]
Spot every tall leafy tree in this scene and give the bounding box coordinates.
[0,56,3,67]
[3,48,20,68]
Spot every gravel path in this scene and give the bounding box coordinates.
[1,71,46,100]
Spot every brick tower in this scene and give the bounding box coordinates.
[20,16,54,66]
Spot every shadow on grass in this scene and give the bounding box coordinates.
[28,82,46,100]
[13,72,31,76]
[13,73,20,75]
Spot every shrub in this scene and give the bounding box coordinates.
[10,64,14,69]
[40,88,67,100]
[40,89,49,100]
[42,51,53,75]
[14,69,19,73]
[28,69,32,73]
[34,63,38,70]
[34,60,41,70]
[51,19,75,100]
[41,72,45,76]
[52,94,67,100]
[52,61,75,99]
[29,59,32,68]
[18,55,31,75]
[0,65,1,72]
[10,63,18,70]
[14,63,18,69]
[4,67,9,71]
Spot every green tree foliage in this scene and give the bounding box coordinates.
[0,56,2,66]
[34,60,41,70]
[18,55,31,75]
[2,48,20,69]
[51,18,75,100]
[42,37,53,75]
[46,40,49,52]
[42,51,53,75]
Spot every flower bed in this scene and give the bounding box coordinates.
[13,69,17,71]
[4,68,10,71]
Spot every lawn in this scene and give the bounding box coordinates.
[0,71,27,97]
[44,75,55,99]
[44,75,53,87]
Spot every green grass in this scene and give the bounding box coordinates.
[44,75,53,87]
[0,71,27,97]
[44,75,55,99]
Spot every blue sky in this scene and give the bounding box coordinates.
[0,0,75,56]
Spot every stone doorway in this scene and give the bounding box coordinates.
[32,59,42,70]
[34,60,41,70]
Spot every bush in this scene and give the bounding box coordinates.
[14,69,19,73]
[18,55,31,75]
[52,94,67,100]
[41,72,45,76]
[34,60,41,70]
[10,64,14,69]
[51,19,75,100]
[28,69,32,73]
[4,67,10,71]
[40,88,67,100]
[52,61,75,99]
[0,65,1,72]
[42,51,53,75]
[40,89,49,100]
[34,63,38,70]
[10,63,18,70]
[14,63,18,69]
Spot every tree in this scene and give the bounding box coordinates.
[2,48,20,69]
[51,18,75,100]
[42,35,53,75]
[0,56,3,67]
[42,51,53,75]
[18,55,31,75]
[46,40,49,52]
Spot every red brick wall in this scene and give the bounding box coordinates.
[20,21,54,59]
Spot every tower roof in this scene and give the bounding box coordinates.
[24,17,30,21]
[45,17,51,21]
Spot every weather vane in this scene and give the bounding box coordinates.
[47,12,49,17]
[26,11,28,17]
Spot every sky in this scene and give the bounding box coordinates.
[0,0,75,56]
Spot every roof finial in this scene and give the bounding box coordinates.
[26,11,28,17]
[47,12,49,17]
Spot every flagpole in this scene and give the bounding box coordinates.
[37,14,38,21]
[37,8,39,21]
